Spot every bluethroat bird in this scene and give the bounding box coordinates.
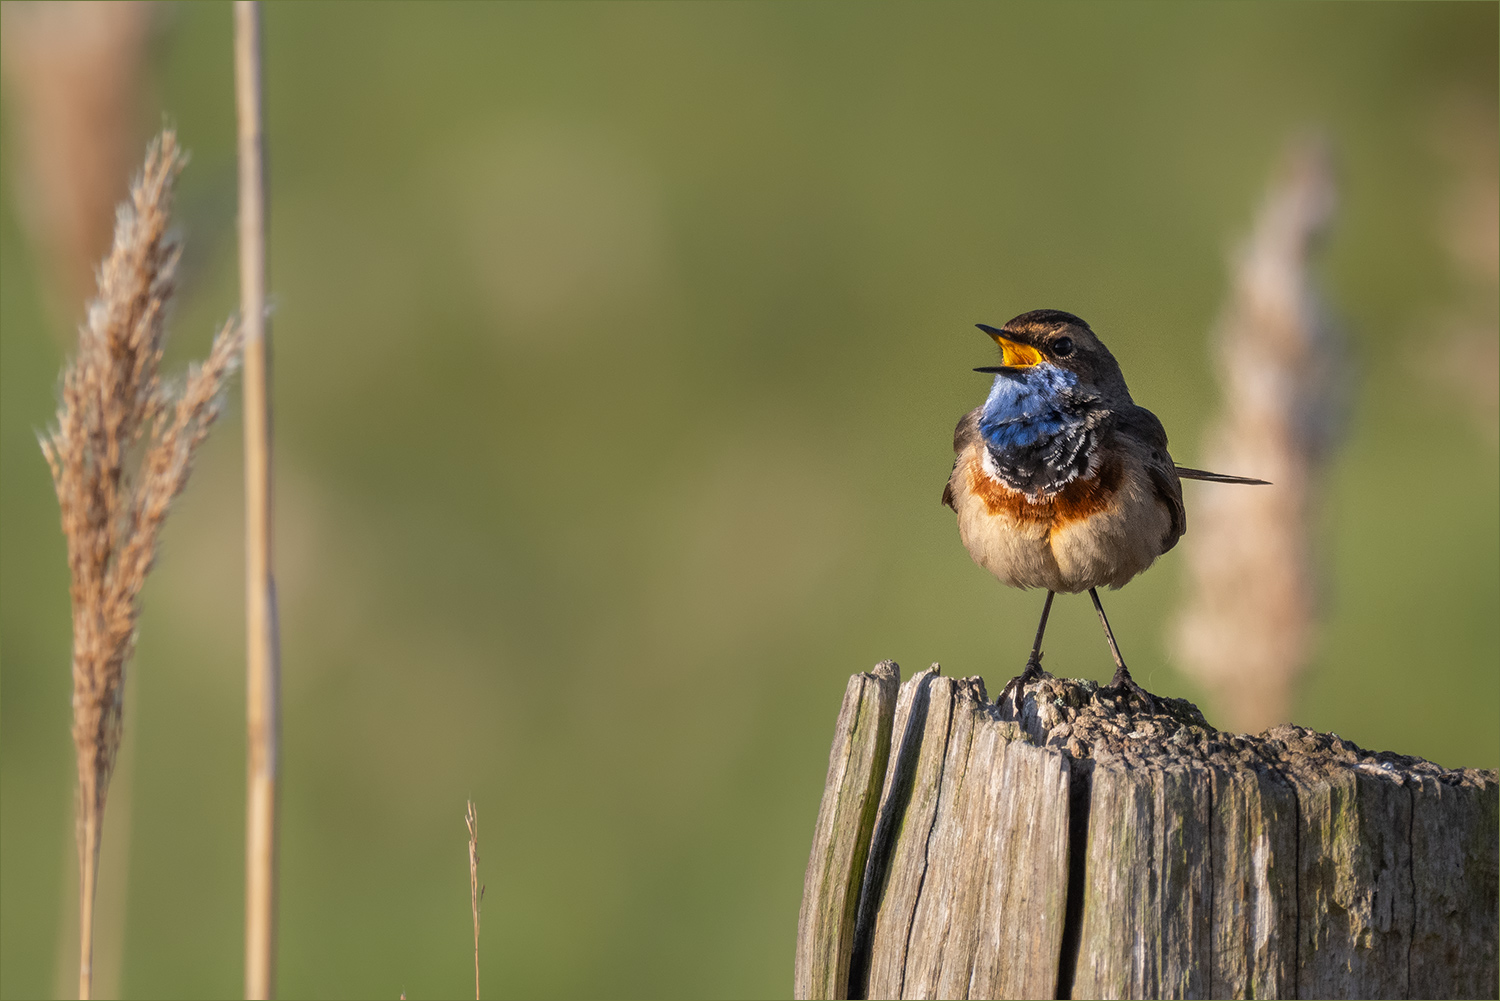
[942,309,1267,713]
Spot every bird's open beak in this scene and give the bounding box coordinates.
[976,324,1043,368]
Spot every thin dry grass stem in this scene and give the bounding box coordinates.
[466,800,484,1001]
[235,4,281,997]
[40,129,243,1001]
[1171,135,1346,733]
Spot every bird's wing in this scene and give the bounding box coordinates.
[1174,466,1271,485]
[952,407,980,454]
[1114,405,1186,551]
[942,409,981,509]
[1113,403,1170,450]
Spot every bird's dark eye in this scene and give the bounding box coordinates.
[1052,336,1074,358]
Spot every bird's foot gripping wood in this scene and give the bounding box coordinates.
[1104,665,1156,715]
[997,652,1045,717]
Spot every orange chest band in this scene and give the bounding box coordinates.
[967,455,1124,527]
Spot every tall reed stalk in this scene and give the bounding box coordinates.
[235,3,281,998]
[41,130,243,1001]
[467,801,484,1001]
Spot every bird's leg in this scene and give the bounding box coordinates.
[999,590,1054,715]
[1088,587,1157,714]
[1024,590,1054,675]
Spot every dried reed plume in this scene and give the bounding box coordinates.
[1171,135,1346,733]
[40,130,243,1001]
[0,1,155,317]
[466,800,484,1001]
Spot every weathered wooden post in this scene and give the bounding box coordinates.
[796,663,1498,1000]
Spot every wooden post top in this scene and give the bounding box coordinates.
[1007,670,1495,788]
[796,663,1499,1001]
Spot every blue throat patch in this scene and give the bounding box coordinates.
[978,365,1101,496]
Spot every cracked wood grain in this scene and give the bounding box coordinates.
[1206,756,1298,999]
[1070,753,1213,1000]
[1408,771,1499,999]
[854,669,1072,1000]
[795,661,900,1001]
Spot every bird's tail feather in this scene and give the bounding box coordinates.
[1175,465,1271,485]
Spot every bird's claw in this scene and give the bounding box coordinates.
[1105,667,1157,716]
[998,653,1044,718]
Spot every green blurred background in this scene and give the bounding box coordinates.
[2,3,1495,998]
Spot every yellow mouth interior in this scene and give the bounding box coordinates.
[994,336,1044,368]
